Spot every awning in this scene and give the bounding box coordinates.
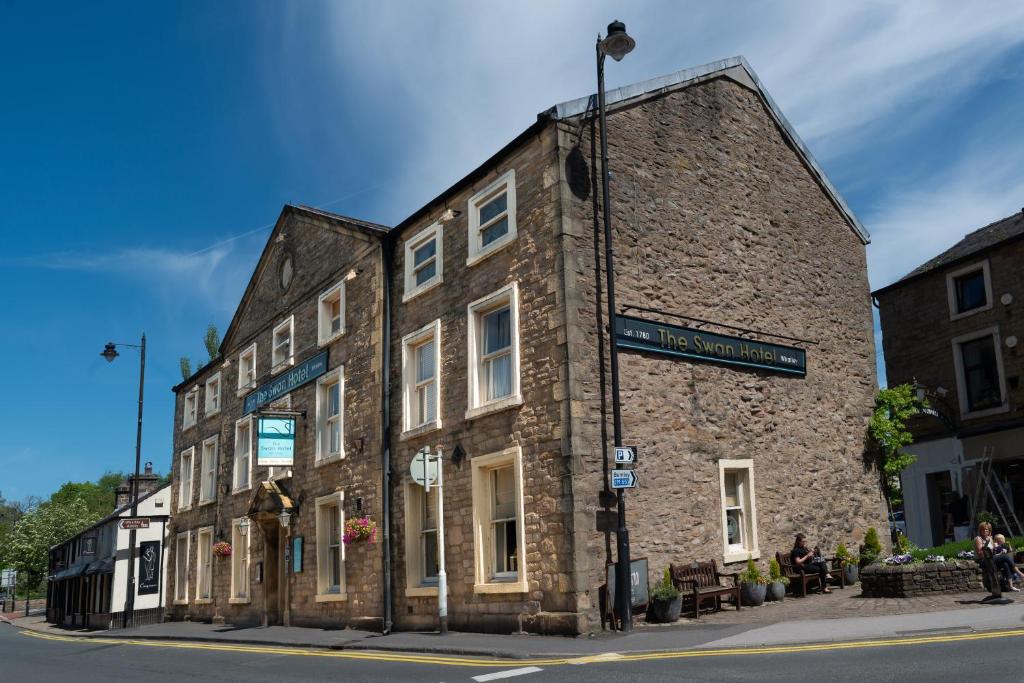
[84,558,115,575]
[51,564,87,581]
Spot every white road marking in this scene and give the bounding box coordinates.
[472,666,544,681]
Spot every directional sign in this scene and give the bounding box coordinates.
[614,446,637,464]
[610,470,638,489]
[119,518,150,530]
[410,449,438,488]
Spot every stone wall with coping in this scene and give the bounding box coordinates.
[860,561,982,597]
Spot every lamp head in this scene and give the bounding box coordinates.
[101,343,119,363]
[600,20,635,62]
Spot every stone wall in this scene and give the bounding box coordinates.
[860,561,982,597]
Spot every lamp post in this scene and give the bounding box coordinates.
[101,334,146,628]
[596,20,635,632]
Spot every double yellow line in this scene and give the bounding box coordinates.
[20,626,1024,667]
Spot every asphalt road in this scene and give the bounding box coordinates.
[2,624,1023,682]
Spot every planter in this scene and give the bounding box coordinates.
[740,583,767,607]
[843,564,859,585]
[648,596,682,623]
[765,581,786,602]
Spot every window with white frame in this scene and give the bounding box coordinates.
[401,320,441,434]
[946,260,993,320]
[470,446,527,593]
[467,169,517,265]
[178,447,194,511]
[403,223,443,301]
[272,316,294,373]
[183,388,198,430]
[466,283,521,418]
[233,417,253,492]
[174,531,189,604]
[199,436,218,505]
[204,373,221,417]
[196,527,213,602]
[237,343,257,395]
[718,459,759,564]
[316,367,343,462]
[230,518,250,602]
[952,327,1008,417]
[317,281,345,345]
[404,483,440,595]
[315,492,345,600]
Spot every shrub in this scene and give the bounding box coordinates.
[768,557,789,586]
[740,556,769,585]
[651,567,680,601]
[861,527,883,565]
[835,542,859,565]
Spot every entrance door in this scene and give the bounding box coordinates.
[262,523,281,626]
[925,471,954,547]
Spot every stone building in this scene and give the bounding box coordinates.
[874,210,1024,547]
[166,56,885,635]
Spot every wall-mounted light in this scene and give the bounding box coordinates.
[278,511,291,528]
[238,517,250,537]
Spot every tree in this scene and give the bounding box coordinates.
[48,472,128,520]
[3,497,99,591]
[869,384,927,509]
[204,324,220,361]
[0,492,26,561]
[179,357,192,381]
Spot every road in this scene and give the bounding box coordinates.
[2,623,1023,682]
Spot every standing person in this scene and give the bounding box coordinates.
[791,533,832,594]
[974,522,1006,597]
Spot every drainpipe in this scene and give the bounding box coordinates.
[380,236,394,634]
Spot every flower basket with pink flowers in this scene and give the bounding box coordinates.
[212,541,232,558]
[342,517,378,545]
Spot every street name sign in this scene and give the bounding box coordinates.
[610,470,638,489]
[119,518,150,530]
[614,446,637,464]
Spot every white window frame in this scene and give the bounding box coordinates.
[204,372,221,417]
[199,436,218,505]
[317,280,346,346]
[400,319,442,438]
[718,459,759,564]
[173,531,190,605]
[271,315,295,374]
[404,482,442,597]
[315,491,347,601]
[233,416,253,494]
[195,526,214,603]
[467,169,517,266]
[470,445,528,594]
[237,343,257,397]
[466,282,522,420]
[229,517,250,603]
[178,447,194,512]
[182,387,198,431]
[946,260,993,321]
[315,367,344,465]
[403,222,444,302]
[952,326,1009,419]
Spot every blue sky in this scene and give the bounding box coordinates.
[2,2,1023,502]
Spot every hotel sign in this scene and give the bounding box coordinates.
[615,314,806,376]
[257,417,296,467]
[244,351,329,414]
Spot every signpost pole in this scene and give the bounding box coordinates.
[434,449,448,635]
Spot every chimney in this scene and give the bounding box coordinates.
[115,482,131,510]
[130,461,161,498]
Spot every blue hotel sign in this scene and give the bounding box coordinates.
[244,350,329,414]
[258,417,296,466]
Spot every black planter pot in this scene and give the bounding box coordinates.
[648,595,682,623]
[741,582,767,607]
[765,582,786,602]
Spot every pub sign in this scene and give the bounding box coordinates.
[257,417,296,467]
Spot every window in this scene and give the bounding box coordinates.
[718,460,759,564]
[316,367,344,463]
[470,446,527,594]
[178,447,194,512]
[401,320,441,436]
[946,260,992,320]
[183,388,198,430]
[466,283,521,419]
[403,223,443,301]
[233,417,253,493]
[229,518,250,603]
[272,316,295,373]
[404,483,440,596]
[204,373,221,417]
[952,327,1008,417]
[195,527,213,603]
[199,436,218,505]
[237,343,257,396]
[315,492,346,601]
[318,281,346,345]
[467,169,517,265]
[174,531,189,605]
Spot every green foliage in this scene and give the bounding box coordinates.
[768,557,789,586]
[861,527,883,565]
[0,492,27,557]
[869,384,927,507]
[909,536,1024,562]
[204,324,220,361]
[651,567,680,601]
[740,556,768,585]
[49,472,128,520]
[3,497,100,589]
[179,357,192,381]
[893,534,918,556]
[835,542,859,565]
[977,511,1001,527]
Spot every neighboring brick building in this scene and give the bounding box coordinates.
[166,56,885,635]
[874,210,1024,547]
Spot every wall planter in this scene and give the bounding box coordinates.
[860,560,981,597]
[648,595,682,623]
[741,583,767,607]
[766,582,786,602]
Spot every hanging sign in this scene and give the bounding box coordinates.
[138,541,160,595]
[244,351,329,414]
[257,416,296,466]
[615,314,806,376]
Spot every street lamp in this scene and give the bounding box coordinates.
[101,334,146,628]
[596,20,635,632]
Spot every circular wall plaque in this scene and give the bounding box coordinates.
[280,253,294,291]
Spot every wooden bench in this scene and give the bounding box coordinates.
[776,551,844,596]
[670,560,741,619]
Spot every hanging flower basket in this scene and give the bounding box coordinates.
[342,517,378,545]
[212,542,233,558]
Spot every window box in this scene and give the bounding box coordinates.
[403,223,443,302]
[470,446,528,594]
[318,281,346,346]
[401,320,442,437]
[467,170,517,266]
[271,316,295,374]
[466,283,521,420]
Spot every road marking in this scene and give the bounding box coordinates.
[567,652,623,665]
[472,667,543,681]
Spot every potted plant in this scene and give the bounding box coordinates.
[342,517,379,545]
[859,527,882,568]
[648,568,682,623]
[739,556,768,607]
[766,558,789,601]
[212,541,232,558]
[835,543,859,584]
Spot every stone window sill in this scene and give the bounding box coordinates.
[465,395,523,422]
[723,549,759,565]
[402,277,443,304]
[228,597,250,605]
[173,599,188,606]
[232,486,251,496]
[405,586,439,598]
[400,421,442,442]
[474,579,528,595]
[315,593,348,603]
[315,454,344,468]
[194,598,213,605]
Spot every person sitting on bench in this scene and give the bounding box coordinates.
[790,533,832,594]
[993,534,1024,590]
[975,522,1016,594]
